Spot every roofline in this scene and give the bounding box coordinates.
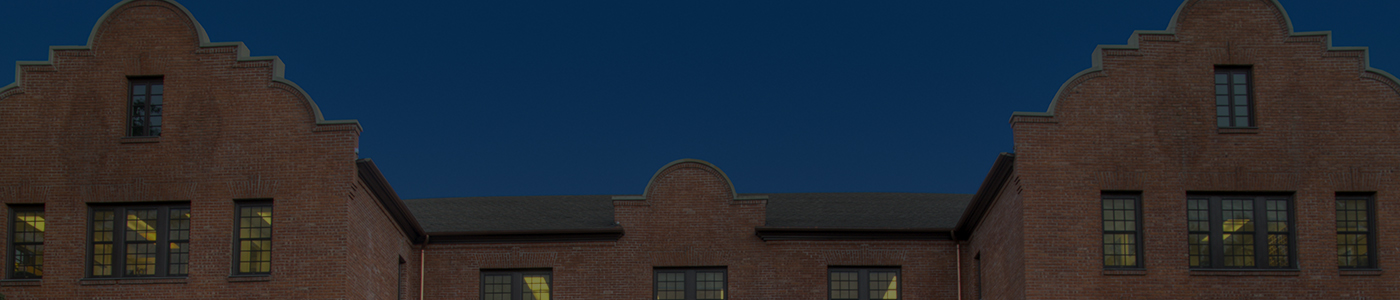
[427,227,625,244]
[0,0,360,129]
[356,158,428,244]
[642,158,739,199]
[754,227,954,241]
[953,153,1015,240]
[1011,0,1400,120]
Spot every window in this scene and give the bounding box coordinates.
[128,78,164,136]
[829,267,899,300]
[9,206,44,279]
[235,201,273,275]
[1102,193,1142,268]
[1187,194,1292,269]
[973,254,981,300]
[1337,193,1376,268]
[655,268,725,300]
[89,204,189,277]
[481,270,551,300]
[1215,67,1253,128]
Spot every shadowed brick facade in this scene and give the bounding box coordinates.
[2,0,1399,299]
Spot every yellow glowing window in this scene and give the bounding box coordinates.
[87,205,189,278]
[829,268,898,300]
[9,207,44,279]
[236,202,273,275]
[481,270,551,300]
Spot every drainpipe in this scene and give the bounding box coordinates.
[420,234,429,300]
[956,240,962,300]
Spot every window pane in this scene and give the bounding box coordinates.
[1216,85,1229,95]
[483,275,511,300]
[1235,117,1250,127]
[1268,234,1289,267]
[1232,74,1247,83]
[697,271,724,300]
[1215,74,1228,84]
[12,245,42,279]
[868,272,898,300]
[125,243,157,276]
[1233,107,1249,116]
[524,275,551,300]
[1234,95,1247,105]
[133,85,146,95]
[1233,84,1248,95]
[151,84,163,95]
[657,272,685,300]
[831,271,858,299]
[1188,234,1210,267]
[1217,96,1229,105]
[12,210,45,279]
[1217,106,1230,117]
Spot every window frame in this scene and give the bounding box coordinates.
[127,77,165,137]
[828,267,901,300]
[653,267,727,300]
[233,199,273,276]
[86,203,189,278]
[1102,192,1144,269]
[1214,67,1255,128]
[1337,193,1378,269]
[1186,194,1295,269]
[479,269,552,300]
[8,205,44,280]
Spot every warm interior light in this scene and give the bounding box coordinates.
[524,276,551,300]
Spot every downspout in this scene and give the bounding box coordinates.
[420,234,429,300]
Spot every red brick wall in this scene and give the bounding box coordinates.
[962,171,1025,300]
[347,178,421,300]
[421,161,960,299]
[0,1,369,298]
[1010,0,1400,298]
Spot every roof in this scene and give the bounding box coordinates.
[405,195,616,233]
[761,193,972,229]
[405,193,972,233]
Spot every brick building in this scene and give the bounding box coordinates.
[0,0,1397,299]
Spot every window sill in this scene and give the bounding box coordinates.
[227,275,272,282]
[0,279,40,287]
[79,277,187,285]
[1102,269,1146,276]
[120,136,160,143]
[1188,269,1299,276]
[1217,127,1259,134]
[1340,269,1383,276]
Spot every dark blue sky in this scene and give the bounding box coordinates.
[2,1,1397,198]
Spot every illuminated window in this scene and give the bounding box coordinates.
[829,267,899,300]
[1187,195,1292,269]
[88,204,189,277]
[655,268,725,300]
[1102,193,1142,268]
[1337,193,1376,268]
[481,270,551,300]
[235,200,273,275]
[128,78,164,136]
[9,205,44,279]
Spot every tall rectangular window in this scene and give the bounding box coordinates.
[655,268,726,300]
[1102,193,1142,268]
[128,78,164,136]
[829,267,899,300]
[1186,194,1293,269]
[1337,193,1376,268]
[9,206,44,279]
[1214,67,1253,128]
[481,270,551,300]
[235,201,273,275]
[88,204,189,277]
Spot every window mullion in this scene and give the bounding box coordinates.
[1253,196,1268,268]
[114,207,126,277]
[1208,197,1223,268]
[859,269,869,300]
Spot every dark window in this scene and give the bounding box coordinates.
[1102,193,1143,268]
[481,269,551,300]
[1214,67,1253,128]
[829,267,899,300]
[128,78,164,136]
[1187,194,1293,269]
[1337,193,1377,268]
[88,204,189,277]
[235,201,273,275]
[9,206,44,279]
[398,256,407,300]
[973,254,981,300]
[655,268,725,300]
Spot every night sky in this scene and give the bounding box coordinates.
[2,1,1397,199]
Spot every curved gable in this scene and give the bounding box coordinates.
[643,158,738,200]
[0,0,357,128]
[1013,0,1400,120]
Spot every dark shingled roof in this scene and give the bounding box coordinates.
[760,193,972,229]
[404,193,972,233]
[405,195,616,232]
